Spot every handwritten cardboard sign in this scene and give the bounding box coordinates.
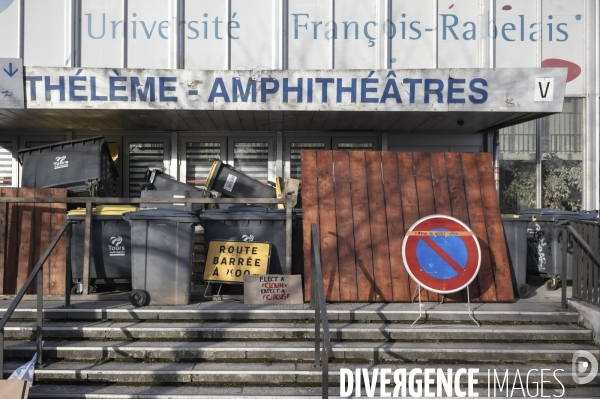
[0,380,30,399]
[244,275,303,304]
[204,240,270,283]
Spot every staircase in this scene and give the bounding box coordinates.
[1,297,599,398]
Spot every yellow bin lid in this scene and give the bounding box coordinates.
[68,205,138,216]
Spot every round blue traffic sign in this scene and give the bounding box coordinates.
[402,215,481,294]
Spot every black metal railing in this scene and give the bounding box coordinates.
[562,220,600,309]
[310,224,334,399]
[0,220,72,376]
[0,196,293,380]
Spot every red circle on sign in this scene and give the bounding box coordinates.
[402,215,481,294]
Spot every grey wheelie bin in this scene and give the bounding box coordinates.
[522,208,599,290]
[502,215,531,298]
[122,209,200,306]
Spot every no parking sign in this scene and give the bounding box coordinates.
[402,215,481,294]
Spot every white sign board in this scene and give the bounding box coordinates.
[0,58,23,108]
[534,78,555,102]
[244,275,303,305]
[24,67,568,113]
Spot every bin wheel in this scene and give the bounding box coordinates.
[517,283,531,298]
[71,285,97,295]
[545,279,560,291]
[129,289,149,307]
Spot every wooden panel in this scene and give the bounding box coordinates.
[301,150,318,302]
[49,188,68,295]
[0,191,6,294]
[461,153,498,302]
[348,151,375,302]
[316,151,340,302]
[413,152,438,302]
[365,151,394,302]
[445,153,480,301]
[33,189,46,294]
[397,152,420,301]
[16,188,35,294]
[300,150,514,303]
[3,187,18,294]
[332,151,358,302]
[430,153,463,302]
[476,153,515,302]
[381,152,410,302]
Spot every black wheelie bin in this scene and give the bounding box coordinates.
[18,136,118,197]
[522,208,598,290]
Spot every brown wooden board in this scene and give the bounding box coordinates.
[301,150,318,302]
[35,188,53,294]
[413,152,440,302]
[0,191,6,294]
[381,152,410,302]
[475,153,515,302]
[348,151,375,302]
[461,153,497,302]
[430,153,463,302]
[397,152,421,301]
[49,188,67,295]
[300,150,514,303]
[32,188,44,294]
[332,151,358,302]
[316,151,340,302]
[3,187,19,294]
[16,188,35,294]
[445,153,480,301]
[365,151,394,302]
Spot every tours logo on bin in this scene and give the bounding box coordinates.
[108,236,125,257]
[53,155,69,169]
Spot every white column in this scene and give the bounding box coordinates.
[583,0,599,210]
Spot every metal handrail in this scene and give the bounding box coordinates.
[309,224,334,399]
[0,220,71,377]
[562,221,600,309]
[0,195,295,381]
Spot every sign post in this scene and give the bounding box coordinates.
[402,214,481,327]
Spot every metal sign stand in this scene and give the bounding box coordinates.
[410,283,480,328]
[203,282,223,299]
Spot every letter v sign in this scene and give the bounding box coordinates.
[534,78,554,102]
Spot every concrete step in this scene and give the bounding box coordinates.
[4,361,600,386]
[2,321,592,341]
[25,384,600,398]
[5,340,599,363]
[0,301,580,323]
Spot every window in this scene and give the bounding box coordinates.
[185,142,222,188]
[499,98,583,213]
[128,142,165,197]
[233,142,270,183]
[0,142,13,187]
